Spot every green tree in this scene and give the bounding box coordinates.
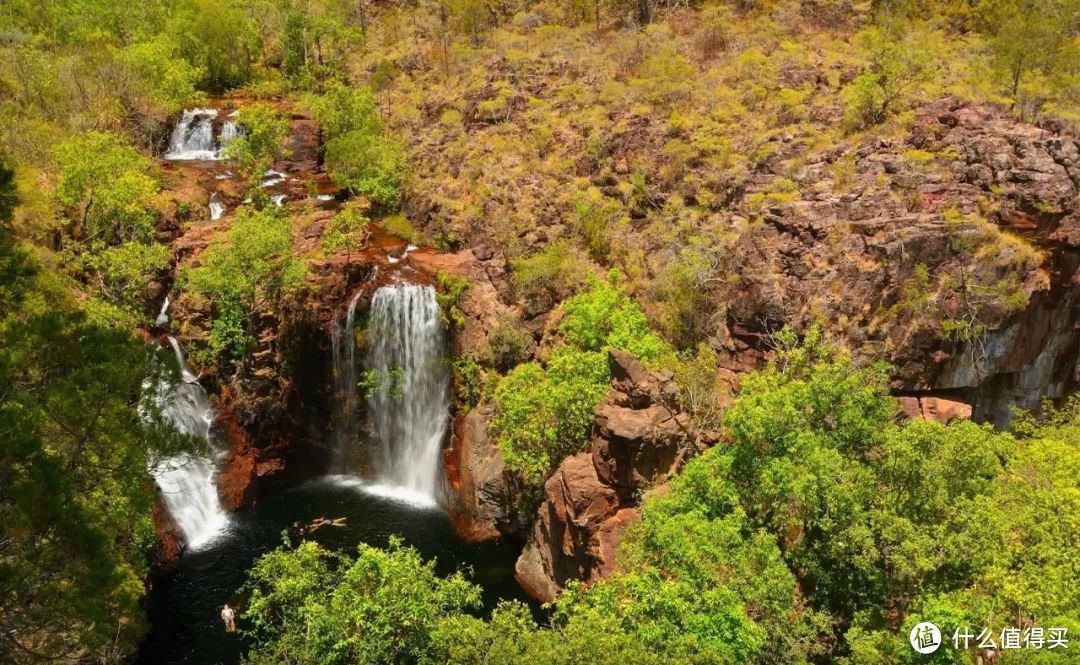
[52,131,159,245]
[842,20,941,129]
[92,240,171,314]
[180,205,307,364]
[0,156,200,662]
[223,104,289,184]
[320,203,369,265]
[306,82,408,211]
[242,537,482,664]
[323,129,409,212]
[178,0,261,91]
[492,348,610,482]
[978,0,1080,120]
[560,271,669,364]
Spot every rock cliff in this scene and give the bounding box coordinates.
[515,349,693,602]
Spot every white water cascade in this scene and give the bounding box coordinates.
[150,337,228,548]
[209,194,225,220]
[363,284,451,505]
[218,120,240,153]
[330,290,365,473]
[165,108,218,160]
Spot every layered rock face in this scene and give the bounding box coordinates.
[716,99,1080,425]
[515,350,691,602]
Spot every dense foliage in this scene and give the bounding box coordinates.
[2,0,1079,662]
[224,104,290,183]
[242,330,1080,663]
[0,158,201,662]
[492,273,667,482]
[180,205,307,365]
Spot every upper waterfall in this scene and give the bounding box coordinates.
[165,108,242,161]
[363,284,451,504]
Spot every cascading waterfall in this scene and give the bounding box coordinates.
[363,284,450,504]
[209,193,225,220]
[149,336,228,548]
[330,290,365,472]
[155,296,171,327]
[218,120,240,154]
[165,108,219,160]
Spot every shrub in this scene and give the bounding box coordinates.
[483,314,532,372]
[180,205,306,365]
[492,348,610,483]
[223,103,289,182]
[560,270,669,364]
[510,241,590,307]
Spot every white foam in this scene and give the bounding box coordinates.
[320,475,439,509]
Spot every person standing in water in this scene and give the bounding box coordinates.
[221,604,236,632]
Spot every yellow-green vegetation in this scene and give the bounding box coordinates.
[2,0,1080,662]
[351,0,1074,350]
[179,205,307,366]
[243,330,1080,663]
[223,104,290,184]
[434,271,470,329]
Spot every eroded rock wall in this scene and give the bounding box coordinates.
[514,350,693,602]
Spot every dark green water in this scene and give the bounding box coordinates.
[137,476,533,665]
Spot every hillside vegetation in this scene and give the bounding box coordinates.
[1,0,1080,663]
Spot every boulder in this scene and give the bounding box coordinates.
[451,405,520,540]
[897,395,973,424]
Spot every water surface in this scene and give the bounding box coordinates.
[138,477,532,665]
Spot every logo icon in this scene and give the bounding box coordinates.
[910,622,942,654]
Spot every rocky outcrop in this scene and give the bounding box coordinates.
[715,99,1080,425]
[515,350,692,602]
[896,395,973,424]
[448,405,521,540]
[150,499,183,572]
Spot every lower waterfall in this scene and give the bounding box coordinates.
[150,337,228,548]
[331,283,450,506]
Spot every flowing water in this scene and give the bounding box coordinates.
[166,109,219,160]
[149,337,228,548]
[166,109,242,161]
[364,284,451,504]
[209,194,225,220]
[218,120,240,153]
[330,290,365,472]
[143,113,527,664]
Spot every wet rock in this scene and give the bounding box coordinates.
[451,406,519,540]
[151,498,183,572]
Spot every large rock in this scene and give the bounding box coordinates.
[514,350,693,602]
[897,395,973,423]
[710,99,1080,427]
[450,405,520,540]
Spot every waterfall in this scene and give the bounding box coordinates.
[149,337,228,548]
[330,290,365,472]
[209,194,225,220]
[262,170,286,187]
[165,108,219,161]
[218,121,240,154]
[155,296,170,327]
[364,284,450,504]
